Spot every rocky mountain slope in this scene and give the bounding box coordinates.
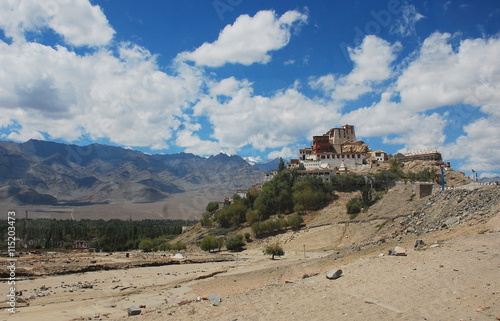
[179,182,499,256]
[0,139,264,219]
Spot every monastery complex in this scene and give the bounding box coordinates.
[293,124,388,172]
[265,124,444,182]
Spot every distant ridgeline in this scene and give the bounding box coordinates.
[0,139,264,207]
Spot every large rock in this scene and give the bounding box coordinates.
[326,269,342,280]
[389,246,407,256]
[127,306,141,316]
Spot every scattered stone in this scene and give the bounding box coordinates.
[209,294,221,303]
[414,239,426,248]
[430,244,440,248]
[444,216,459,227]
[127,306,141,316]
[406,227,416,234]
[326,269,342,280]
[477,306,490,312]
[389,246,407,256]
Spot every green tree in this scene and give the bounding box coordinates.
[361,184,372,207]
[139,239,154,252]
[287,213,304,228]
[225,234,245,252]
[251,221,265,236]
[331,173,365,192]
[278,157,285,172]
[200,212,213,227]
[200,235,220,253]
[245,209,261,225]
[214,199,248,228]
[292,178,327,211]
[206,202,219,213]
[263,243,284,260]
[253,189,277,220]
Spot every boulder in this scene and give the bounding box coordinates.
[326,269,342,280]
[389,246,407,256]
[127,306,141,316]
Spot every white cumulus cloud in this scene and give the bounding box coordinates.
[0,0,114,46]
[0,40,201,149]
[310,36,400,101]
[177,10,308,67]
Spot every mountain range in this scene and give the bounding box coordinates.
[0,140,268,220]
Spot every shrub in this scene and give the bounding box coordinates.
[245,209,261,225]
[139,239,154,252]
[200,212,213,227]
[206,202,219,213]
[346,197,362,215]
[208,228,228,236]
[292,177,328,210]
[200,235,220,252]
[225,234,245,252]
[171,241,186,251]
[287,213,304,228]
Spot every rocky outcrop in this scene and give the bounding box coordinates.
[399,187,499,235]
[340,141,371,154]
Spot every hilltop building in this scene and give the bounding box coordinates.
[295,125,384,172]
[396,150,443,163]
[265,125,445,182]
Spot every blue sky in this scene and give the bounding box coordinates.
[0,0,499,177]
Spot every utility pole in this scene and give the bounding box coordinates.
[440,166,446,190]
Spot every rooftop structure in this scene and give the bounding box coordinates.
[327,124,357,145]
[397,150,443,163]
[298,124,374,171]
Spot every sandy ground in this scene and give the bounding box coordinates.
[1,211,499,321]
